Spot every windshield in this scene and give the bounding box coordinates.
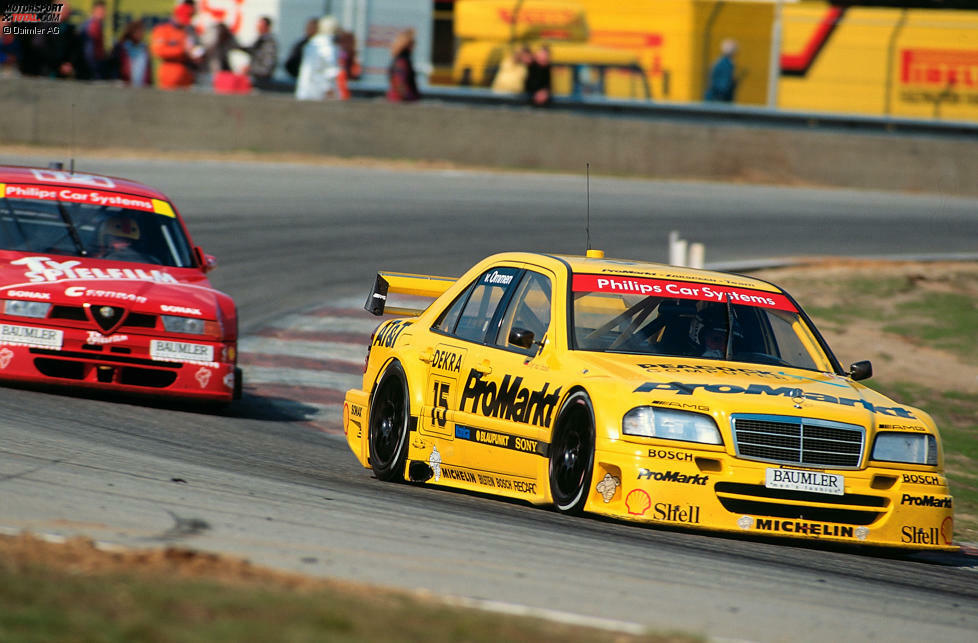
[0,194,194,268]
[571,274,831,372]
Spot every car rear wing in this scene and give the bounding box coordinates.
[365,271,457,317]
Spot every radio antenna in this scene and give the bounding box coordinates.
[69,102,76,174]
[585,162,591,251]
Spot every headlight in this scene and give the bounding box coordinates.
[623,406,722,445]
[3,300,51,318]
[872,432,938,466]
[161,314,207,335]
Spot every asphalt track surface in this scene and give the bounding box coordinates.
[2,154,978,642]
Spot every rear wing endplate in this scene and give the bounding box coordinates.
[365,271,457,317]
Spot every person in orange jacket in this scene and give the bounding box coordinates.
[151,2,202,89]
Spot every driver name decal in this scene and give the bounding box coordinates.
[12,257,177,284]
[572,274,796,311]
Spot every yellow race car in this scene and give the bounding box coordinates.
[343,251,955,551]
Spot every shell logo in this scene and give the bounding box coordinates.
[625,489,651,516]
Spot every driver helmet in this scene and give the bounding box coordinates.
[690,308,741,356]
[99,216,140,247]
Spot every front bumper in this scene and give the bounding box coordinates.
[586,440,956,551]
[0,328,237,401]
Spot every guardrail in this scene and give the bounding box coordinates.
[351,82,978,139]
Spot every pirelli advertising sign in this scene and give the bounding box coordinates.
[779,2,978,121]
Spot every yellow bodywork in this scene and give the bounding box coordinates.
[345,252,955,551]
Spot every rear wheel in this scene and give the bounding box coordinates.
[368,361,410,482]
[548,390,595,514]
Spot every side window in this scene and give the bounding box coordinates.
[453,267,521,343]
[433,282,473,334]
[495,271,552,354]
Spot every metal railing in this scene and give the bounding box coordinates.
[348,80,978,139]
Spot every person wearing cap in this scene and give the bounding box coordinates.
[295,16,341,100]
[151,1,202,89]
[704,38,738,102]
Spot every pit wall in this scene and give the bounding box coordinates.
[1,77,975,196]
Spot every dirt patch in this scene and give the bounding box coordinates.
[751,260,978,395]
[0,532,328,591]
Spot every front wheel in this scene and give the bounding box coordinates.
[368,361,410,482]
[548,390,595,514]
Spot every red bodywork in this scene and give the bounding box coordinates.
[0,166,239,402]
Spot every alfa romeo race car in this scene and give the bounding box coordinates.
[344,251,955,550]
[0,164,240,402]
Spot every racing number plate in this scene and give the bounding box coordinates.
[765,468,844,496]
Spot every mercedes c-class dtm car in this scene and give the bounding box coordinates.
[344,251,954,550]
[0,164,240,402]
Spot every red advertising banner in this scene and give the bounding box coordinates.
[572,274,797,312]
[2,184,155,212]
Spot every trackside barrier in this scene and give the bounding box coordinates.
[668,232,705,269]
[1,77,977,196]
[348,82,978,139]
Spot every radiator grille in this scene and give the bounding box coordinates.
[732,415,865,469]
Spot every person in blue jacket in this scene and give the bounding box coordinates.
[705,39,738,102]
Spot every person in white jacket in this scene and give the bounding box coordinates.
[295,16,340,100]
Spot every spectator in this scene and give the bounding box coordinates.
[0,17,19,71]
[202,22,239,74]
[16,1,85,78]
[284,17,317,79]
[295,16,340,101]
[80,0,109,79]
[492,45,531,94]
[704,38,738,102]
[336,28,359,82]
[245,15,277,90]
[151,1,202,89]
[524,44,552,107]
[111,19,151,86]
[386,28,419,102]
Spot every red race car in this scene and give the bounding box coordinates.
[0,164,240,402]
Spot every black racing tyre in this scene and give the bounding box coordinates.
[233,366,243,400]
[548,390,596,514]
[368,361,411,482]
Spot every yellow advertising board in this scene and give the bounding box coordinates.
[71,0,176,42]
[453,0,774,104]
[779,2,978,121]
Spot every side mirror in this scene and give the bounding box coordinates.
[509,327,535,349]
[195,246,218,272]
[849,360,873,381]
